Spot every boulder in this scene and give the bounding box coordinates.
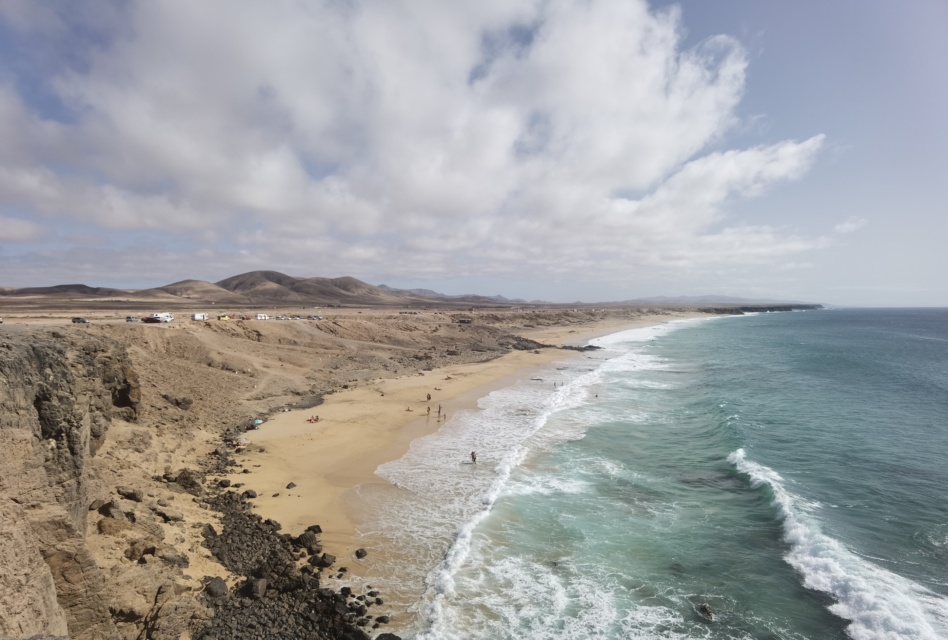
[98,499,134,521]
[155,546,190,568]
[203,576,228,599]
[124,540,157,563]
[312,553,336,568]
[173,468,205,496]
[153,506,184,523]
[117,486,144,502]
[244,578,268,600]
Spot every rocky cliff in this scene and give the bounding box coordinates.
[0,329,139,639]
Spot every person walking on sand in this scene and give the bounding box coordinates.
[438,404,442,417]
[427,393,432,401]
[471,451,477,464]
[427,406,431,416]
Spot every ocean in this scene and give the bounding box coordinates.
[354,309,948,639]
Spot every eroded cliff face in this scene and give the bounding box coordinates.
[0,329,139,639]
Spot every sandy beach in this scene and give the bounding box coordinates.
[226,313,706,567]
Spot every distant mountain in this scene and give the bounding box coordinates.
[0,272,819,310]
[378,284,529,304]
[12,283,132,297]
[0,271,514,308]
[378,284,444,298]
[622,295,811,305]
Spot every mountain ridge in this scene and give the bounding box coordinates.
[0,271,823,309]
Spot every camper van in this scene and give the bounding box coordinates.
[255,314,270,320]
[192,313,209,321]
[148,313,174,323]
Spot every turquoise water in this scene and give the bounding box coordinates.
[361,310,948,639]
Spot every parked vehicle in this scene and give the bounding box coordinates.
[141,316,162,323]
[125,316,140,322]
[192,313,209,321]
[71,317,90,324]
[255,314,270,320]
[147,313,174,323]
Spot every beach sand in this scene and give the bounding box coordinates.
[227,313,706,567]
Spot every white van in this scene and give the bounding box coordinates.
[192,313,209,321]
[255,314,270,320]
[149,312,174,323]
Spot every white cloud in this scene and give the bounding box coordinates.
[0,215,43,242]
[834,216,868,234]
[0,0,827,287]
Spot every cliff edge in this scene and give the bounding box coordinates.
[0,329,139,639]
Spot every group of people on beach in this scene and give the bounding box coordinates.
[306,415,319,423]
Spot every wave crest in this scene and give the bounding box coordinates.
[729,448,948,640]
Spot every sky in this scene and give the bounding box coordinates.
[0,0,945,306]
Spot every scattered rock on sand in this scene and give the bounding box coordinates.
[117,486,144,502]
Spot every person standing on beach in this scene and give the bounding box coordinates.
[427,406,431,416]
[471,451,477,464]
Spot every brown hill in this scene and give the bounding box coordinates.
[12,283,132,297]
[156,280,250,304]
[0,270,512,310]
[213,271,421,306]
[214,270,301,294]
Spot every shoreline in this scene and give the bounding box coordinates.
[226,312,708,566]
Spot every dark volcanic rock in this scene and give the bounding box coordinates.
[312,553,336,568]
[196,489,396,640]
[203,577,228,599]
[560,344,602,352]
[173,468,206,496]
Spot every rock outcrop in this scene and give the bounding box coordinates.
[0,330,139,639]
